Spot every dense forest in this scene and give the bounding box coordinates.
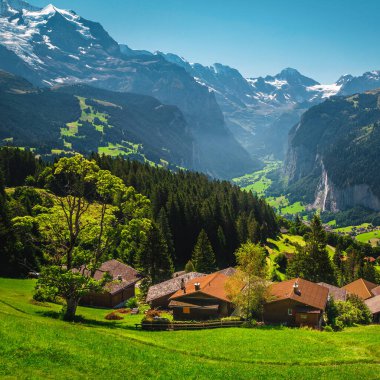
[0,148,278,277]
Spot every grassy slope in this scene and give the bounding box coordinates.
[1,279,379,379]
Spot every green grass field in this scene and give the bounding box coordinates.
[0,278,379,379]
[356,230,380,246]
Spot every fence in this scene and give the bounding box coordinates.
[139,320,244,331]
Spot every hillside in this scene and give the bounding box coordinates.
[285,90,380,212]
[0,278,379,379]
[0,70,194,167]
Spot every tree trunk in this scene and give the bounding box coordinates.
[64,297,79,321]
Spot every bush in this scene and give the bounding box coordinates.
[142,309,162,322]
[221,316,243,322]
[125,297,138,309]
[323,325,334,332]
[346,294,372,324]
[105,311,123,320]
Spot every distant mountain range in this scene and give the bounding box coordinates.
[0,0,256,178]
[1,0,380,182]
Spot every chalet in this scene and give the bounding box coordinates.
[365,295,380,323]
[169,272,234,320]
[318,282,347,301]
[342,278,378,300]
[146,272,205,308]
[80,259,140,308]
[263,278,329,329]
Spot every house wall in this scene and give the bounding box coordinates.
[171,293,232,320]
[264,299,322,327]
[80,285,135,308]
[150,293,175,309]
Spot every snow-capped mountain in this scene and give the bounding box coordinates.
[1,0,380,164]
[0,0,257,179]
[157,52,345,157]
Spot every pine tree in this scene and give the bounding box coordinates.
[184,260,195,273]
[157,208,175,262]
[135,222,174,286]
[286,215,336,284]
[305,215,336,284]
[191,229,217,273]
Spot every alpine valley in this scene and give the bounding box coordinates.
[1,0,380,222]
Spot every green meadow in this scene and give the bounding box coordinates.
[1,278,379,380]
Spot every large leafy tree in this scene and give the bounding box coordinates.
[191,229,217,273]
[225,242,269,321]
[0,170,15,276]
[27,155,147,320]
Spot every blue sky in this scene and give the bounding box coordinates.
[32,0,380,83]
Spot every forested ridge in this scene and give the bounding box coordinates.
[0,148,278,277]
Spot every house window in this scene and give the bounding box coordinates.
[183,307,190,314]
[300,314,308,320]
[288,308,293,316]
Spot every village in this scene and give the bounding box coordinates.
[77,258,380,330]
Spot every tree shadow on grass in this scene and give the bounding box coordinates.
[36,310,139,331]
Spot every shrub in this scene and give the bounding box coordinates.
[142,309,162,321]
[346,294,372,324]
[323,325,334,332]
[105,311,123,320]
[221,316,243,322]
[125,297,138,309]
[116,308,131,314]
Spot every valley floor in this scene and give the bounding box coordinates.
[0,278,379,380]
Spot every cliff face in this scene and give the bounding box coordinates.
[312,164,380,212]
[285,90,380,211]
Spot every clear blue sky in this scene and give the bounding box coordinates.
[31,0,380,83]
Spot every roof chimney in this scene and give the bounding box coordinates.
[180,278,186,293]
[117,275,122,281]
[194,282,201,291]
[293,281,300,294]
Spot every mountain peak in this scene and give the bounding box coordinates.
[276,67,319,86]
[0,0,39,15]
[279,67,301,77]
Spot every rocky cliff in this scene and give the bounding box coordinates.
[285,90,380,211]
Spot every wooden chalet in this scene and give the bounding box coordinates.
[342,278,378,300]
[146,272,205,308]
[264,278,329,329]
[80,259,140,308]
[169,272,234,320]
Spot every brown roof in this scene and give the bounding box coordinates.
[146,272,205,303]
[268,278,329,311]
[342,278,378,300]
[372,285,380,296]
[87,259,140,295]
[168,300,219,310]
[318,282,347,301]
[170,272,232,303]
[365,295,380,315]
[218,267,237,277]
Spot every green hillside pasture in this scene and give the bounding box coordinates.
[232,161,282,197]
[355,230,380,246]
[334,223,371,233]
[0,278,379,379]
